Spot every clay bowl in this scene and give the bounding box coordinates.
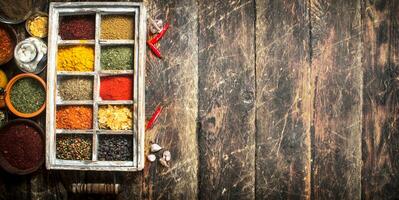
[0,119,45,175]
[0,23,17,65]
[5,73,46,118]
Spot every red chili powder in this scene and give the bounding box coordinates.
[60,15,95,40]
[100,76,133,100]
[0,123,43,170]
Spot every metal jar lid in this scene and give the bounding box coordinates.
[14,37,47,74]
[0,0,49,24]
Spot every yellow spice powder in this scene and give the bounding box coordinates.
[28,16,48,37]
[57,46,94,71]
[98,105,132,130]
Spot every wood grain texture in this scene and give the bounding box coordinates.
[310,0,362,199]
[362,0,399,199]
[255,0,311,199]
[198,0,256,199]
[143,0,199,199]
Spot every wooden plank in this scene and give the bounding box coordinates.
[255,0,311,199]
[310,0,362,199]
[197,0,255,199]
[361,0,399,199]
[142,0,199,199]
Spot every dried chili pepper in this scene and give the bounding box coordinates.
[147,23,169,58]
[146,105,163,131]
[149,23,169,44]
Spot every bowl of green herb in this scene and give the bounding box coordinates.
[5,73,46,118]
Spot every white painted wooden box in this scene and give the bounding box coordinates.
[46,2,146,171]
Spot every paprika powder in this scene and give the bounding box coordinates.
[100,76,133,100]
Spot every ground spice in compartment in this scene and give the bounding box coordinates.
[98,105,132,130]
[56,135,91,160]
[101,46,133,70]
[57,46,94,71]
[60,15,95,40]
[98,135,132,161]
[101,15,134,39]
[100,76,132,100]
[27,15,48,38]
[0,123,43,170]
[58,77,93,101]
[10,78,45,113]
[0,26,14,63]
[56,106,93,129]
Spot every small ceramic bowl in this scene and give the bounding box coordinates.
[5,73,46,118]
[0,119,44,175]
[0,23,17,65]
[25,12,48,38]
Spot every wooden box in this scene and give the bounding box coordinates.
[46,2,146,171]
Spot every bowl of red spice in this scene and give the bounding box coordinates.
[0,119,44,175]
[0,23,17,65]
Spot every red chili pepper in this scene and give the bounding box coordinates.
[147,41,162,58]
[149,23,170,44]
[147,23,169,58]
[146,105,163,131]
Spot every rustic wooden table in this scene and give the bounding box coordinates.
[0,0,398,199]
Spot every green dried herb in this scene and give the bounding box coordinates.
[58,77,93,100]
[10,78,45,113]
[101,46,133,70]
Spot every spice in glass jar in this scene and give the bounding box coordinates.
[27,15,48,38]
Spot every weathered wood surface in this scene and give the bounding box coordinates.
[362,0,399,199]
[255,0,311,199]
[2,0,399,199]
[197,0,256,199]
[310,0,362,199]
[143,0,199,199]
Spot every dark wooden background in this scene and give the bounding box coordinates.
[0,0,398,199]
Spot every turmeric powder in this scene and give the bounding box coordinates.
[57,46,94,71]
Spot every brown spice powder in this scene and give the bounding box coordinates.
[56,106,93,129]
[101,15,134,40]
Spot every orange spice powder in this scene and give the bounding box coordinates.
[56,106,93,129]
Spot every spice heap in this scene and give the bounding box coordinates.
[101,46,133,70]
[56,106,93,129]
[0,25,14,64]
[10,78,45,113]
[100,76,133,100]
[0,111,6,128]
[98,105,132,130]
[27,15,48,38]
[58,77,93,100]
[60,15,95,40]
[56,135,92,160]
[101,15,134,39]
[57,46,94,71]
[0,123,43,170]
[98,135,133,161]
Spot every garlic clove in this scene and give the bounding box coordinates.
[150,143,162,152]
[147,154,156,162]
[159,157,169,168]
[163,150,171,161]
